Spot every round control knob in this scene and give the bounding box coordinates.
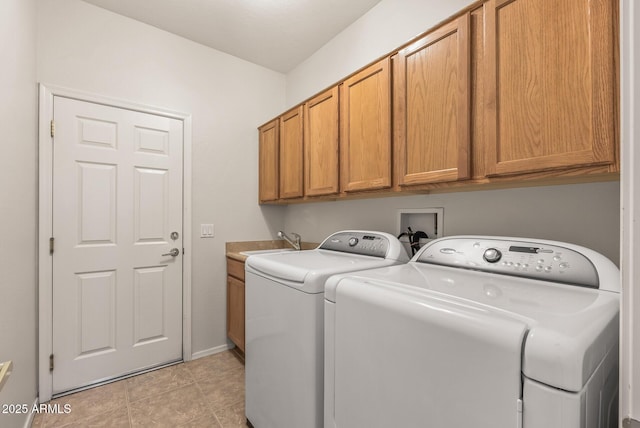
[348,237,359,247]
[483,248,502,263]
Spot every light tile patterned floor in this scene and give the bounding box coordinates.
[32,350,246,428]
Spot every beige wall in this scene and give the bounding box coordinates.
[0,0,38,426]
[283,0,621,265]
[37,0,288,356]
[283,182,620,265]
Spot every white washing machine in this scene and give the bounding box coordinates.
[324,236,620,428]
[245,230,408,428]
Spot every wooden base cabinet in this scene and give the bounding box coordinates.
[226,257,245,353]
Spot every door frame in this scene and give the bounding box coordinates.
[621,0,640,423]
[37,83,193,403]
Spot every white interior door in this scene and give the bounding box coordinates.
[51,96,184,394]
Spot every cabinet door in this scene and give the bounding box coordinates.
[484,0,616,176]
[395,15,471,186]
[227,275,245,352]
[304,87,340,196]
[279,106,304,199]
[258,119,279,203]
[340,58,392,192]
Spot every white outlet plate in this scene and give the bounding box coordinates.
[200,223,214,238]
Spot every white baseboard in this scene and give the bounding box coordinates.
[191,343,233,360]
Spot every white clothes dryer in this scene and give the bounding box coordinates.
[245,230,408,428]
[324,236,620,428]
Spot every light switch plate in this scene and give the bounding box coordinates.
[200,224,214,238]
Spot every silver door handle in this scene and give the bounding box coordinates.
[162,248,180,257]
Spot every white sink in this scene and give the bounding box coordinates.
[239,248,296,256]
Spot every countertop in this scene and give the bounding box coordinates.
[226,240,319,262]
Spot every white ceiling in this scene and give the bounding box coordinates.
[82,0,383,73]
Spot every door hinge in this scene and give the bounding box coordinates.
[49,354,54,372]
[49,237,54,255]
[50,120,55,138]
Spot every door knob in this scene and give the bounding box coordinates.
[162,248,180,257]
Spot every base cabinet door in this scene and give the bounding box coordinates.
[226,257,245,352]
[227,275,245,352]
[484,0,617,176]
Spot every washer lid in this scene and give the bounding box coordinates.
[245,249,401,293]
[326,262,619,392]
[332,274,527,428]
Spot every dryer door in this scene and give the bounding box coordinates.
[331,278,528,428]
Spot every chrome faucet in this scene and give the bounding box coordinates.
[278,231,301,250]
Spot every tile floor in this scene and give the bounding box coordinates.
[32,350,246,427]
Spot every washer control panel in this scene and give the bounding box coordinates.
[320,231,391,258]
[416,237,599,288]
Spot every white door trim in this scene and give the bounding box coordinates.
[37,83,193,403]
[621,0,640,422]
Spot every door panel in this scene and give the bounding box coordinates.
[77,270,116,356]
[52,96,183,394]
[134,266,168,345]
[484,0,616,175]
[340,58,392,192]
[134,167,168,242]
[304,87,340,196]
[77,162,117,244]
[258,119,279,202]
[394,15,471,185]
[279,106,304,199]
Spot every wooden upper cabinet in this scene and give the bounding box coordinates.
[394,15,471,186]
[304,87,340,196]
[279,106,304,199]
[340,57,392,192]
[484,0,617,176]
[258,119,279,203]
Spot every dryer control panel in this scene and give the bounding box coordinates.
[319,231,407,261]
[416,237,600,288]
